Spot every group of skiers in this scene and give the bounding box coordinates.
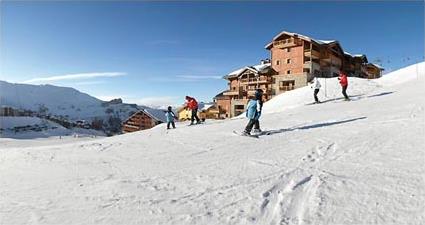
[166,71,351,136]
[311,70,350,104]
[165,95,201,130]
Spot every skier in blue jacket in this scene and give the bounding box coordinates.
[242,89,263,136]
[165,106,176,129]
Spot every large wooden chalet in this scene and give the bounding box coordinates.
[215,30,384,118]
[122,108,167,133]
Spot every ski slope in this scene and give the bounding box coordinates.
[0,62,424,225]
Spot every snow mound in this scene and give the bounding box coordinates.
[262,62,425,114]
[377,61,425,86]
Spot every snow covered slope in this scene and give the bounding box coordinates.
[1,62,424,225]
[0,81,139,123]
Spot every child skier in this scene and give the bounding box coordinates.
[311,76,321,103]
[338,71,350,100]
[165,106,176,129]
[242,89,263,136]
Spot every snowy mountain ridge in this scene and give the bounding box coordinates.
[0,81,145,134]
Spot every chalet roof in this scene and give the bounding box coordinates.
[369,63,385,70]
[224,63,271,80]
[199,103,215,111]
[144,108,167,123]
[265,31,339,50]
[344,52,369,63]
[124,108,168,124]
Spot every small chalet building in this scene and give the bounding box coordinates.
[216,30,384,118]
[122,108,167,133]
[177,102,219,121]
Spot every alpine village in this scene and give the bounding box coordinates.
[122,30,384,133]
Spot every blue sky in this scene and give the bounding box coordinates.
[1,1,424,107]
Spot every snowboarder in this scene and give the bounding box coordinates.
[311,77,321,103]
[338,71,350,100]
[165,106,176,129]
[185,96,201,125]
[242,89,263,136]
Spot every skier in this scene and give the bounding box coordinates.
[311,76,321,103]
[185,96,201,125]
[242,89,263,136]
[165,106,176,129]
[338,71,350,100]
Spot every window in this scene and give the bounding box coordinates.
[279,80,295,91]
[287,70,291,74]
[287,48,291,52]
[232,87,236,90]
[235,105,244,110]
[276,60,280,65]
[287,59,291,64]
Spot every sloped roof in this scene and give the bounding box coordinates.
[224,63,271,80]
[369,63,385,70]
[143,108,167,123]
[264,31,339,50]
[199,103,215,111]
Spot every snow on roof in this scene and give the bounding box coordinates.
[265,31,339,49]
[224,63,271,79]
[371,63,385,70]
[316,40,337,45]
[143,108,167,123]
[199,102,214,111]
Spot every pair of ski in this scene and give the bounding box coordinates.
[232,130,271,138]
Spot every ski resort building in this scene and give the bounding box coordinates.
[215,30,384,118]
[122,108,167,133]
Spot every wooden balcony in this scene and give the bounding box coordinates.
[303,61,320,69]
[273,38,302,49]
[304,49,321,59]
[279,86,295,91]
[240,77,272,84]
[223,91,239,96]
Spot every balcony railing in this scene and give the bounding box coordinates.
[240,77,272,84]
[273,38,302,49]
[304,49,321,59]
[279,86,295,91]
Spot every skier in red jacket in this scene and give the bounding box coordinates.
[338,71,350,100]
[185,96,201,125]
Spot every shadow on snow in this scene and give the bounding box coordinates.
[262,117,367,136]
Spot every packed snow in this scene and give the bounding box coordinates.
[0,62,424,225]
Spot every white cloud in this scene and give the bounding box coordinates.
[23,72,126,84]
[74,80,107,85]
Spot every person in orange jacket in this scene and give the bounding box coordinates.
[338,71,350,100]
[185,96,201,125]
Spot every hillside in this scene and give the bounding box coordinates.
[0,81,142,134]
[0,62,424,225]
